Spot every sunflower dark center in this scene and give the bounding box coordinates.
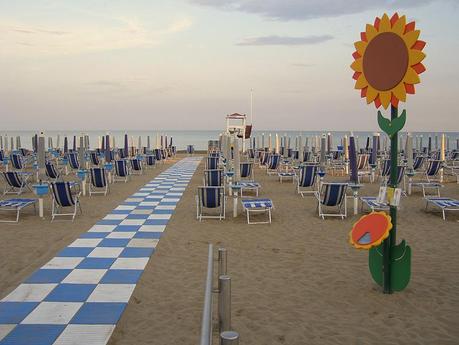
[363,32,409,91]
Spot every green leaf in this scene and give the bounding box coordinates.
[377,110,406,138]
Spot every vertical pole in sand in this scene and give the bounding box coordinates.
[218,275,231,333]
[220,331,239,345]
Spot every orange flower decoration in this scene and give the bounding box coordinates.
[349,211,392,250]
[351,13,426,109]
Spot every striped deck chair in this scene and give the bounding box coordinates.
[114,160,130,183]
[238,181,261,197]
[246,148,255,160]
[266,154,281,175]
[10,153,25,171]
[240,162,254,181]
[130,158,143,175]
[145,155,156,168]
[90,152,100,166]
[424,197,459,220]
[241,198,273,224]
[411,160,443,197]
[68,152,80,171]
[315,183,348,219]
[187,145,195,155]
[118,148,127,159]
[204,169,223,187]
[2,171,32,195]
[259,152,270,167]
[154,149,163,164]
[0,150,4,163]
[89,167,109,196]
[206,156,219,170]
[379,159,391,182]
[412,156,425,174]
[357,154,371,183]
[303,151,313,163]
[45,162,61,181]
[196,186,225,221]
[296,165,318,197]
[0,198,37,222]
[50,182,81,221]
[360,196,390,212]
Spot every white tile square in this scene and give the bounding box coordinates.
[87,284,135,303]
[2,284,57,302]
[61,269,107,284]
[68,239,102,248]
[42,257,84,270]
[115,205,136,211]
[162,198,179,202]
[139,225,166,232]
[125,198,143,203]
[88,247,124,258]
[156,205,176,210]
[130,209,153,215]
[119,219,145,226]
[106,232,136,239]
[132,192,149,197]
[127,239,159,248]
[88,225,116,233]
[103,214,128,220]
[21,302,83,324]
[54,325,115,345]
[148,214,171,220]
[111,258,149,270]
[0,325,16,341]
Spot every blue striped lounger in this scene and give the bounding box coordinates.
[238,181,261,197]
[424,197,459,220]
[0,198,37,223]
[241,198,273,224]
[360,197,389,212]
[278,172,296,183]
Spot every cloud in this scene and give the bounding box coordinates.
[237,35,332,46]
[191,0,436,21]
[0,17,192,57]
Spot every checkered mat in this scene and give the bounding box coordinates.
[0,157,201,345]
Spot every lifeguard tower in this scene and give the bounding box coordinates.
[225,113,252,152]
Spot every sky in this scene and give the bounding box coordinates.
[0,0,458,132]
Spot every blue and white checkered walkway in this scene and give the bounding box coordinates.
[0,157,201,345]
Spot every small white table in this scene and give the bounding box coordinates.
[230,184,242,217]
[348,183,363,215]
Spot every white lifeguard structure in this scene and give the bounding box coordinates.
[225,113,251,152]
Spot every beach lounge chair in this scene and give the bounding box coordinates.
[240,162,254,180]
[296,165,318,197]
[315,183,348,219]
[10,153,25,171]
[424,197,459,220]
[411,160,443,197]
[196,186,225,221]
[114,160,130,183]
[45,162,61,181]
[68,152,80,171]
[118,148,127,159]
[2,171,32,195]
[130,158,143,175]
[50,181,81,221]
[90,152,100,166]
[259,152,270,167]
[266,154,281,175]
[145,155,156,168]
[0,150,4,163]
[0,198,37,222]
[89,167,109,196]
[360,196,390,212]
[206,156,219,170]
[154,149,163,164]
[413,156,425,173]
[241,198,273,224]
[204,169,224,187]
[303,151,313,163]
[357,154,371,183]
[237,181,261,197]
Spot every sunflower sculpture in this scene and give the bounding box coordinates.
[351,13,426,109]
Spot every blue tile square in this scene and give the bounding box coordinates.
[77,258,116,269]
[135,206,155,211]
[125,214,149,220]
[79,232,110,239]
[159,202,178,206]
[0,302,38,324]
[110,209,131,214]
[56,247,94,258]
[0,324,65,345]
[45,284,96,302]
[97,219,122,225]
[70,302,126,324]
[113,225,141,232]
[153,209,174,214]
[121,202,140,206]
[98,239,130,247]
[120,248,154,258]
[100,270,143,284]
[133,232,162,239]
[25,269,71,283]
[143,219,168,226]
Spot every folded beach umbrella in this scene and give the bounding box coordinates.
[233,135,241,182]
[343,135,349,160]
[320,134,326,167]
[124,133,129,157]
[419,136,423,151]
[261,133,265,149]
[428,136,432,153]
[38,132,46,179]
[298,136,303,162]
[78,136,85,169]
[101,136,105,151]
[406,134,413,170]
[169,136,173,148]
[147,136,151,150]
[370,133,378,165]
[275,134,279,154]
[434,135,438,150]
[327,133,332,154]
[5,135,9,151]
[16,136,21,149]
[33,134,38,153]
[64,137,68,154]
[349,135,358,183]
[0,136,3,150]
[365,136,370,151]
[268,134,272,152]
[57,135,60,150]
[138,136,142,151]
[441,134,446,161]
[73,136,77,151]
[105,134,111,163]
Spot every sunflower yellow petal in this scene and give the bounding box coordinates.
[366,86,378,103]
[392,15,406,35]
[380,91,391,109]
[365,24,378,41]
[351,58,363,72]
[409,50,426,65]
[404,67,420,84]
[354,41,367,54]
[379,14,391,32]
[403,30,420,48]
[392,82,406,102]
[355,73,367,89]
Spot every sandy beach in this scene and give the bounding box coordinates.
[1,156,458,344]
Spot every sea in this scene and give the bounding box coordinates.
[1,130,458,151]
